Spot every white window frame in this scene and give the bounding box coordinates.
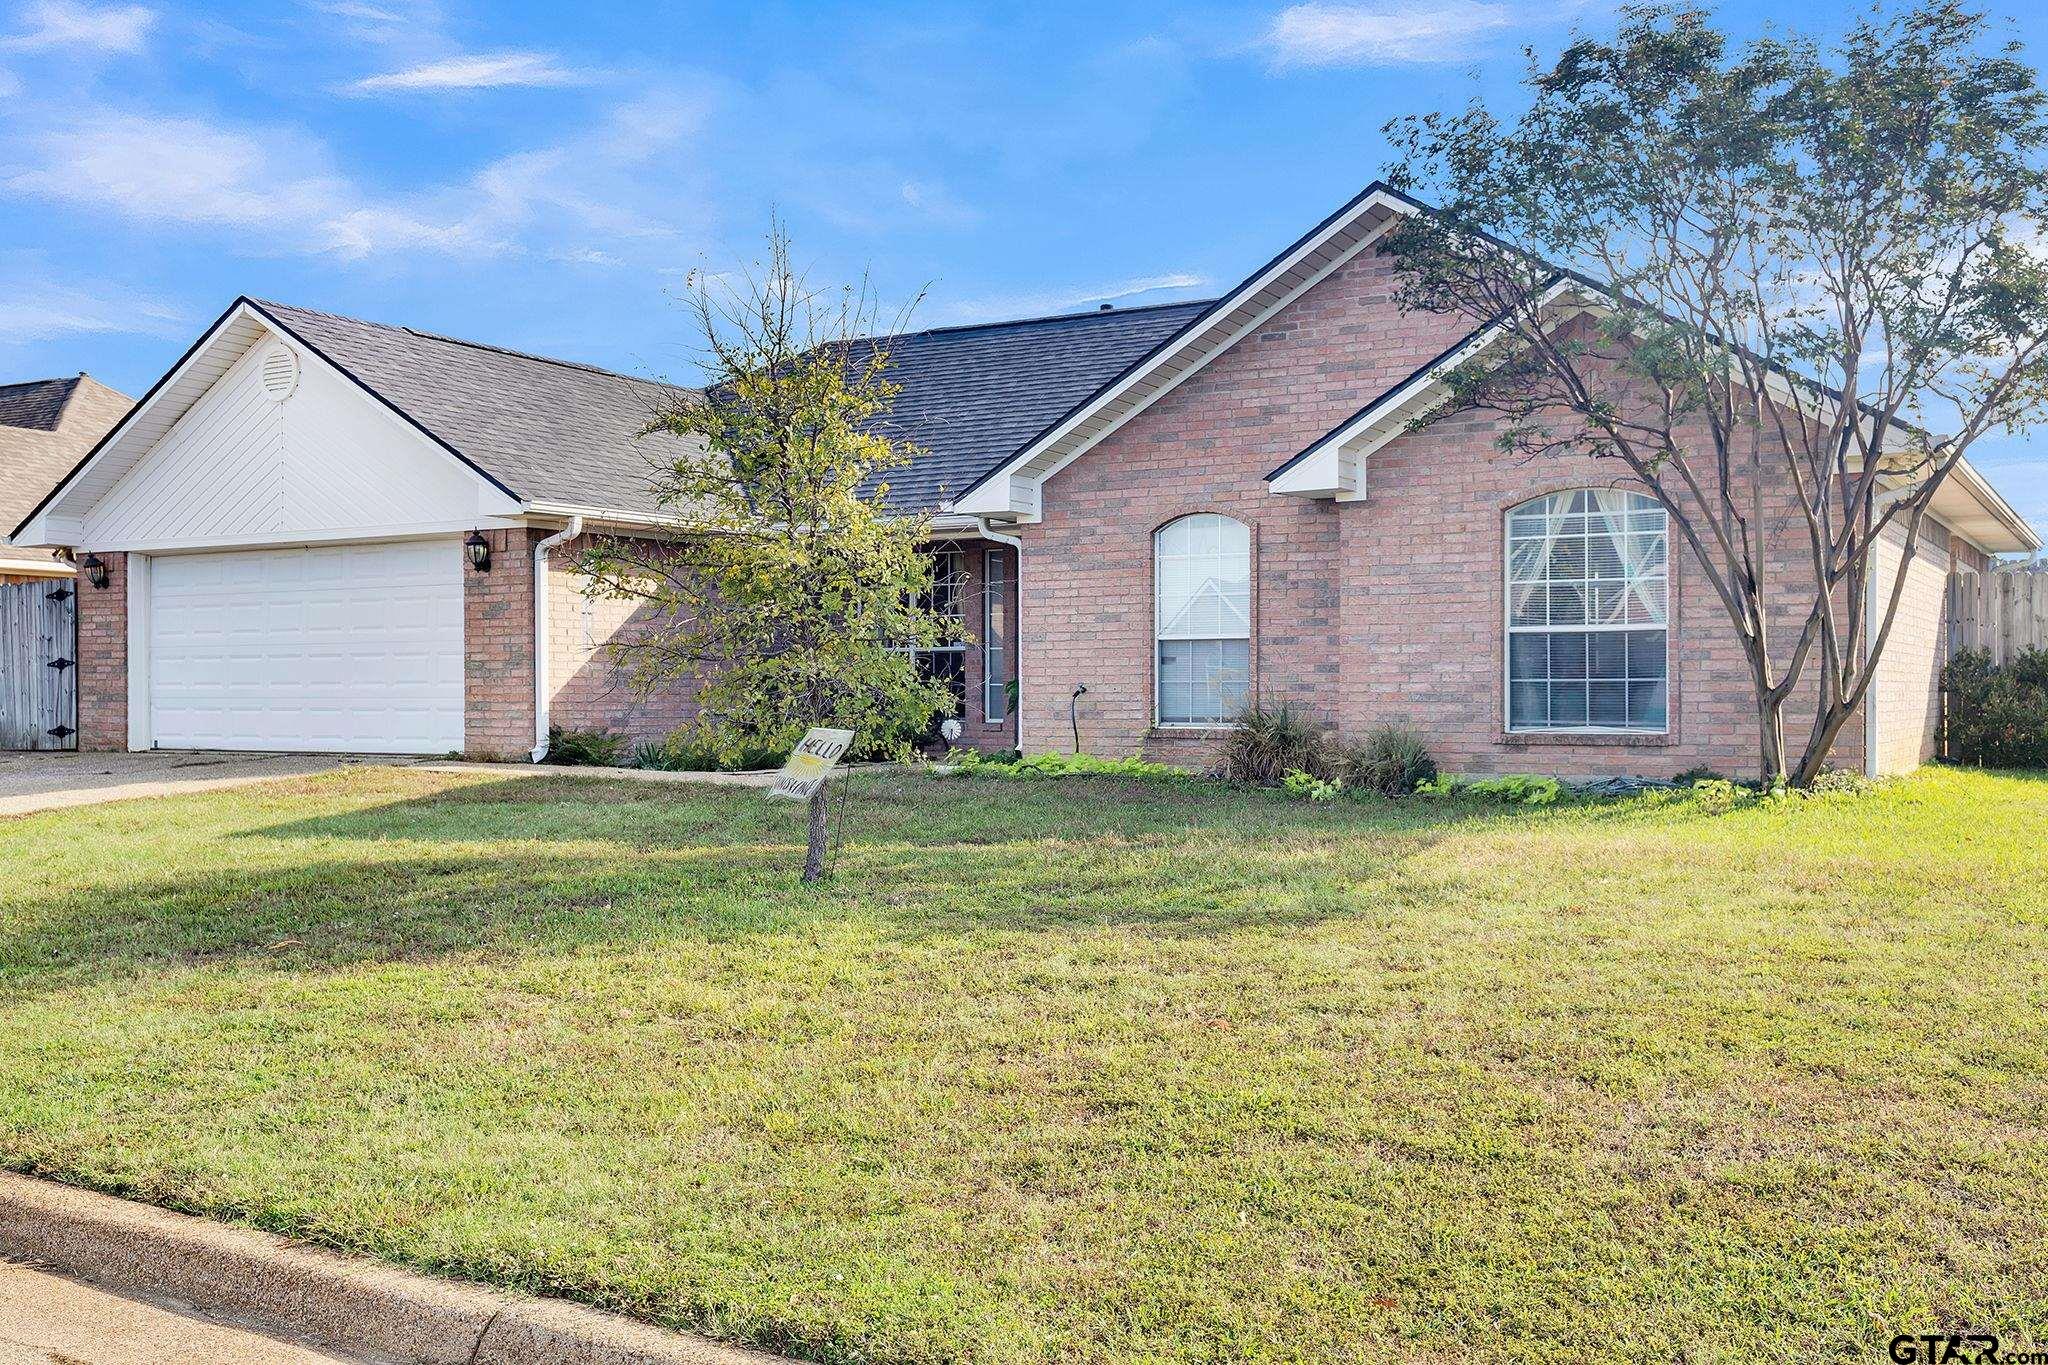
[1501,491,1671,736]
[983,547,1011,723]
[1154,513,1253,729]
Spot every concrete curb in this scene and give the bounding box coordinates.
[0,1172,785,1365]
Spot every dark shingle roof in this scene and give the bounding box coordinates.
[0,377,81,432]
[863,300,1213,510]
[252,299,703,518]
[250,295,1212,518]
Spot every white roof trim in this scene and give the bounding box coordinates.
[948,185,1419,520]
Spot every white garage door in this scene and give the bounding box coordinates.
[150,540,465,754]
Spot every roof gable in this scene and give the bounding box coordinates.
[13,302,521,549]
[74,331,519,552]
[251,300,702,520]
[948,181,1422,519]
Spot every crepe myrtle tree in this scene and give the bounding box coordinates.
[1382,1,2048,787]
[580,223,958,873]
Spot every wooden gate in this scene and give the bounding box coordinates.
[0,579,78,750]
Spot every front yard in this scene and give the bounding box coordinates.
[0,765,2044,1361]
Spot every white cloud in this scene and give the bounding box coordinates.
[0,0,154,54]
[0,267,181,344]
[5,90,711,263]
[1261,1,1513,67]
[946,271,1209,321]
[6,111,499,258]
[900,179,977,226]
[0,67,20,96]
[350,50,592,93]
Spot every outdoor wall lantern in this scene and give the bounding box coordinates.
[82,553,109,590]
[465,531,492,574]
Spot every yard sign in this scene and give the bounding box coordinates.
[770,727,855,800]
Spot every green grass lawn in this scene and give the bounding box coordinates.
[1,765,2045,1362]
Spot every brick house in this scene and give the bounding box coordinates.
[12,184,2039,774]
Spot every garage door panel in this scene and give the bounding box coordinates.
[150,541,465,754]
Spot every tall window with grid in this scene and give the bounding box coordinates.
[1506,490,1669,732]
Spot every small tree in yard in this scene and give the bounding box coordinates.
[581,224,957,879]
[1383,1,2048,786]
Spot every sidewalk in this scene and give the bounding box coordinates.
[0,1258,362,1364]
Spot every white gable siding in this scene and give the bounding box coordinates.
[79,333,516,551]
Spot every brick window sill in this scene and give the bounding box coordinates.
[1501,731,1675,748]
[1148,726,1235,740]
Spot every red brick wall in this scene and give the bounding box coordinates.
[76,551,126,752]
[541,532,1020,754]
[1337,405,1862,780]
[464,528,539,760]
[1017,241,1876,780]
[544,533,697,750]
[1019,242,1469,767]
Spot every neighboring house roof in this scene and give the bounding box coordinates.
[0,374,132,571]
[863,301,1213,511]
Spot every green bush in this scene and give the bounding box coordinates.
[1281,769,1342,802]
[547,726,628,767]
[1808,767,1876,795]
[634,727,785,772]
[1467,774,1564,806]
[1945,647,2048,768]
[1338,725,1438,797]
[1414,772,1564,806]
[941,749,1190,783]
[1217,703,1332,786]
[1689,778,1749,814]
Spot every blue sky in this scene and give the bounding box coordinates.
[2,0,2046,540]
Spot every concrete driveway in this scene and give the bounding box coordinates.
[0,751,383,818]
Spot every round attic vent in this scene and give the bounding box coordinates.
[259,346,300,401]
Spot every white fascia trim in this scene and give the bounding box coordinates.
[523,500,694,530]
[83,517,528,557]
[950,189,1415,521]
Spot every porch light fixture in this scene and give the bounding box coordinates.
[82,553,108,590]
[465,531,492,574]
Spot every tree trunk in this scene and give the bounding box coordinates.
[1758,694,1788,789]
[802,780,830,883]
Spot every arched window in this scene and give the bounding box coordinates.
[1155,513,1251,724]
[1507,490,1668,732]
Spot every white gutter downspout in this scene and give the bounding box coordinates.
[529,515,583,762]
[973,516,1024,741]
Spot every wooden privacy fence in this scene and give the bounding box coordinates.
[0,579,78,750]
[1947,561,2048,664]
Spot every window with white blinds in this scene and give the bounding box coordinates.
[1506,489,1669,732]
[1155,513,1251,725]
